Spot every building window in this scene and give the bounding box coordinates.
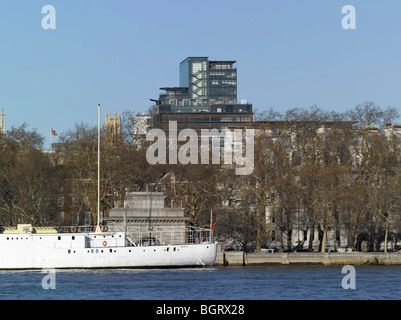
[85,212,92,226]
[72,196,79,207]
[57,211,64,223]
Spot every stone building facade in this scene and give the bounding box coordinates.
[104,192,190,245]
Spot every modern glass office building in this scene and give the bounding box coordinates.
[178,57,237,103]
[149,57,251,134]
[208,60,237,103]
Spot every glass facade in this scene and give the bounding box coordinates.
[209,69,237,102]
[178,57,237,103]
[179,57,209,100]
[190,60,208,100]
[179,60,189,88]
[151,57,252,133]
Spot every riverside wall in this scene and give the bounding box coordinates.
[216,251,401,266]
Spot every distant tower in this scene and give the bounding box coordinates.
[0,109,5,134]
[105,112,122,148]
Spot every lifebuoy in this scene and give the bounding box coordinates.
[71,226,77,232]
[103,241,107,247]
[102,226,108,232]
[195,238,200,244]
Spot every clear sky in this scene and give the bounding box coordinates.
[0,0,400,148]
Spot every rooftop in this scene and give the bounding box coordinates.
[159,87,189,93]
[180,57,208,64]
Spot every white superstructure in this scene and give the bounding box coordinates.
[0,225,217,269]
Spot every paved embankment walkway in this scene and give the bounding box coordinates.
[216,251,401,266]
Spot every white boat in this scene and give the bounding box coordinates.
[0,224,217,269]
[0,105,217,269]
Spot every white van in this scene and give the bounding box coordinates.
[337,246,358,253]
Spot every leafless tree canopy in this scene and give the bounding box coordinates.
[0,102,400,253]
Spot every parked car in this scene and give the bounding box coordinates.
[336,246,358,253]
[261,248,277,253]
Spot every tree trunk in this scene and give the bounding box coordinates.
[384,220,389,253]
[287,229,292,252]
[308,223,315,250]
[256,225,261,253]
[321,228,327,253]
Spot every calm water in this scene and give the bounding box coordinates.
[1,265,401,300]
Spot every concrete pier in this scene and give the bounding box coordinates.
[215,252,401,266]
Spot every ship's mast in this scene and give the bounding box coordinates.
[96,104,101,233]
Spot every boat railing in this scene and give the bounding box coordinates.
[57,225,104,233]
[57,225,214,246]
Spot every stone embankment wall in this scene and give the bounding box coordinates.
[216,252,401,266]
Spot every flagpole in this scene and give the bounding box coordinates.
[49,127,52,151]
[96,104,101,233]
[210,209,213,243]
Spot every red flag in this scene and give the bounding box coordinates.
[51,128,58,136]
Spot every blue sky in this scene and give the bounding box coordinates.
[0,0,400,148]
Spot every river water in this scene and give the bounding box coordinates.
[1,265,400,300]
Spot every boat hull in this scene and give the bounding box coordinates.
[0,233,218,269]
